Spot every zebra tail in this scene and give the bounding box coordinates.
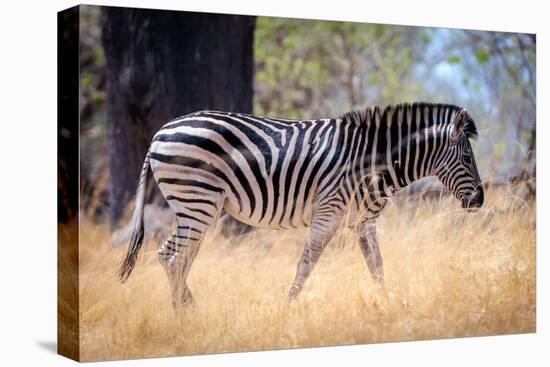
[119,150,151,282]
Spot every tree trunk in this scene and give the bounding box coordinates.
[58,7,79,224]
[101,7,255,227]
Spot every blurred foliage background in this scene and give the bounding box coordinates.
[78,7,535,222]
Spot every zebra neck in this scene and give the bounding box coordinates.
[392,126,448,192]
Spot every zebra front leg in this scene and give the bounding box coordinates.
[289,216,341,302]
[358,219,385,286]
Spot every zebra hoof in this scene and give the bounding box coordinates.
[172,292,195,311]
[288,286,301,304]
[181,291,195,308]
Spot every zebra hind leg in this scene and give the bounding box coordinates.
[358,220,385,286]
[155,183,225,309]
[157,218,213,309]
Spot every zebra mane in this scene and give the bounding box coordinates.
[340,102,478,141]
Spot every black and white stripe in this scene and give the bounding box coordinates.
[119,102,483,306]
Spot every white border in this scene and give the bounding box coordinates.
[0,0,546,366]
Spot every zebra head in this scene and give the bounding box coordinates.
[435,108,484,210]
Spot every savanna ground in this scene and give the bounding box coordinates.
[61,186,535,361]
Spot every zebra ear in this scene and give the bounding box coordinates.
[451,108,467,143]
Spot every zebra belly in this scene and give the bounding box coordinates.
[222,189,313,230]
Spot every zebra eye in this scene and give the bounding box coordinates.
[464,154,472,164]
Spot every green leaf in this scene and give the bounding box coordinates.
[475,47,489,64]
[447,54,461,64]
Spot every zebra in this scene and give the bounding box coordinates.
[118,102,483,307]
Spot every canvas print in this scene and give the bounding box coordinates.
[58,4,536,362]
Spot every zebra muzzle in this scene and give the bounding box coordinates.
[462,187,484,210]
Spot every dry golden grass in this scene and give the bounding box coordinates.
[74,187,535,361]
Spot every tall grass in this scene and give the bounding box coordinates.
[72,187,535,361]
